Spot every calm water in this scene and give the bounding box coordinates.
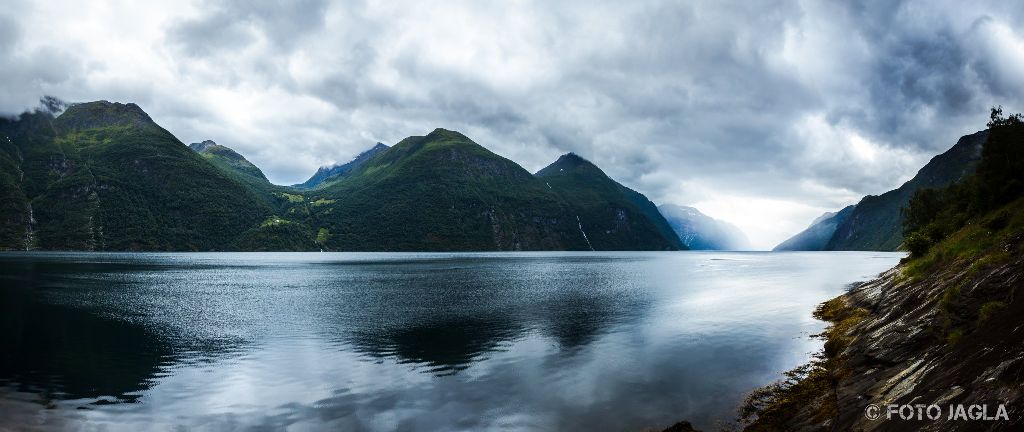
[0,251,902,431]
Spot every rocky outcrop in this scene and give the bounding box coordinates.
[823,253,1023,431]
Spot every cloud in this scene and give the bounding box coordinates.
[0,6,83,115]
[2,0,1023,248]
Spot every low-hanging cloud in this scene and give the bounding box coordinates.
[3,0,1023,248]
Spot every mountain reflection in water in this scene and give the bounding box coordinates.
[0,251,902,431]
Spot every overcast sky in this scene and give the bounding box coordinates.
[2,1,1023,249]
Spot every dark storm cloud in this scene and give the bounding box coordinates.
[2,0,1023,246]
[830,5,1015,154]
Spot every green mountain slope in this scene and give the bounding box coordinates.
[0,101,274,250]
[826,130,987,251]
[536,153,684,251]
[189,140,268,182]
[185,139,321,250]
[303,129,593,251]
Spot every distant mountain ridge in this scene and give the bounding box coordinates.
[658,204,750,250]
[774,130,988,251]
[773,205,855,251]
[293,142,389,189]
[0,99,682,251]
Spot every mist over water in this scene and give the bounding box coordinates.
[0,251,902,431]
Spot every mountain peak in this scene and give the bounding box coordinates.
[189,140,218,153]
[188,140,245,161]
[413,128,473,146]
[426,128,466,139]
[55,100,156,132]
[536,152,607,178]
[38,96,69,116]
[188,140,267,181]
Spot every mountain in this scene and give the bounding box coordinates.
[536,153,684,251]
[772,130,987,251]
[827,130,988,250]
[658,204,750,250]
[300,129,594,251]
[293,142,389,189]
[772,205,855,251]
[189,140,268,182]
[0,100,275,250]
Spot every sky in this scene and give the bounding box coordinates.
[2,1,1023,249]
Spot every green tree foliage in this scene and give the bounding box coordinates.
[903,231,934,257]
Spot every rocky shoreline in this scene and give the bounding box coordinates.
[696,242,1024,431]
[821,251,1023,431]
[665,248,1023,432]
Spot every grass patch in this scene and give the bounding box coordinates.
[978,301,1007,324]
[904,197,1024,279]
[275,192,304,203]
[316,227,330,244]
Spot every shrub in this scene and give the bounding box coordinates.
[904,231,934,257]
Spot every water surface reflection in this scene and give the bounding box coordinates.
[0,251,902,430]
